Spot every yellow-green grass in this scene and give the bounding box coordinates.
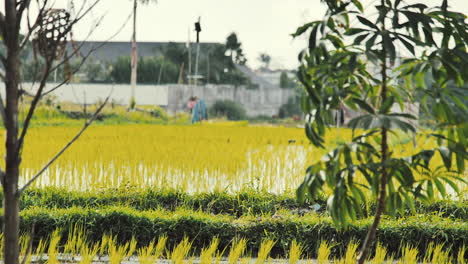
[5,229,464,264]
[1,123,465,196]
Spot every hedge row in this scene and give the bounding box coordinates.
[10,187,468,219]
[10,206,468,259]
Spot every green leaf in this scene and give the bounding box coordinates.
[296,182,308,204]
[357,16,379,31]
[346,28,369,36]
[397,35,415,55]
[438,147,452,170]
[382,31,397,63]
[365,34,379,52]
[353,33,369,45]
[426,181,434,201]
[308,24,319,52]
[351,0,364,12]
[352,99,375,114]
[441,177,459,194]
[379,96,394,114]
[388,113,417,120]
[433,178,447,197]
[455,153,465,173]
[349,54,357,72]
[293,22,317,37]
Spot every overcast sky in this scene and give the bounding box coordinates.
[22,0,468,70]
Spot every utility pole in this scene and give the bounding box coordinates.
[187,28,192,85]
[130,0,138,109]
[206,53,210,85]
[194,17,202,86]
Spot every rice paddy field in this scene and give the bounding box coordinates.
[12,123,466,195]
[2,109,468,263]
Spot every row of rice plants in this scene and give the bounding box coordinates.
[3,124,465,196]
[13,187,468,219]
[1,227,465,264]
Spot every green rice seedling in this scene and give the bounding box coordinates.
[334,258,345,264]
[431,244,451,264]
[47,229,62,264]
[34,238,48,263]
[386,254,395,264]
[371,242,387,264]
[256,239,275,264]
[399,244,418,264]
[343,240,359,264]
[155,235,168,259]
[98,234,110,258]
[200,237,219,264]
[19,234,33,264]
[422,242,435,263]
[0,233,3,258]
[317,241,332,264]
[289,240,303,264]
[127,236,137,256]
[108,235,130,264]
[458,245,467,264]
[228,238,247,264]
[79,243,99,264]
[138,240,157,264]
[64,225,87,255]
[170,237,192,264]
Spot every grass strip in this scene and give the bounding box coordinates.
[8,206,468,259]
[10,187,468,219]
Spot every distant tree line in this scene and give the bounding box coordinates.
[19,33,251,86]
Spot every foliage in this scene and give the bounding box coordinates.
[209,100,247,120]
[2,121,465,195]
[7,206,468,260]
[110,56,178,84]
[226,32,247,65]
[258,53,271,69]
[279,96,302,118]
[4,187,467,220]
[279,72,296,89]
[295,0,468,232]
[83,59,106,82]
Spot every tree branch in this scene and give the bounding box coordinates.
[17,0,32,28]
[17,91,112,196]
[41,9,133,97]
[15,60,53,156]
[18,0,48,51]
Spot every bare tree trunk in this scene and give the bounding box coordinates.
[357,1,388,263]
[3,1,21,263]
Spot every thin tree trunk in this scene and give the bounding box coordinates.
[3,1,21,263]
[357,1,388,263]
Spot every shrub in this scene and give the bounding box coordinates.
[12,188,468,220]
[150,106,169,121]
[209,100,247,121]
[11,207,468,259]
[278,97,302,118]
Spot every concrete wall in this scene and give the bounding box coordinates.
[1,83,295,117]
[166,84,295,117]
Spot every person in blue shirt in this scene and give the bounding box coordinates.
[191,96,208,123]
